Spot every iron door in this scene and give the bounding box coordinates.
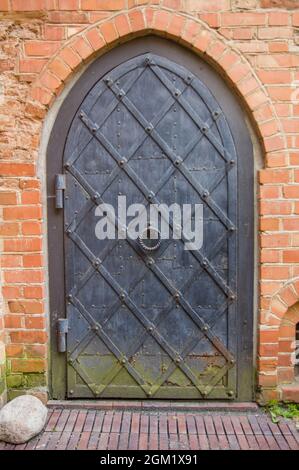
[48,39,254,400]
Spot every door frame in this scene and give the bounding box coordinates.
[47,36,254,401]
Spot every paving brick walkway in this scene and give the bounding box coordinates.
[0,408,298,450]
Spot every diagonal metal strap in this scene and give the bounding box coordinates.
[68,227,219,394]
[69,296,152,396]
[64,57,236,396]
[105,78,234,231]
[67,195,235,393]
[66,143,235,360]
[65,64,146,169]
[149,60,234,164]
[72,220,233,396]
[79,111,233,297]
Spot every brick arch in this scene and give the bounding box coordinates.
[258,278,299,402]
[29,5,287,163]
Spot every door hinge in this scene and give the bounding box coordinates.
[57,318,68,353]
[55,174,66,209]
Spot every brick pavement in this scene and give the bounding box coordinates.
[0,408,298,450]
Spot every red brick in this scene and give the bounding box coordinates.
[12,0,44,10]
[259,342,279,357]
[271,297,288,316]
[268,11,289,26]
[199,13,219,29]
[0,163,35,177]
[44,25,65,41]
[258,27,292,40]
[246,90,268,110]
[4,315,23,329]
[100,22,118,44]
[238,76,259,95]
[258,373,278,387]
[128,10,145,33]
[167,14,186,38]
[281,385,299,402]
[31,85,53,105]
[227,62,249,83]
[22,221,42,235]
[6,344,24,358]
[283,250,299,263]
[40,71,61,92]
[58,0,78,9]
[2,286,22,299]
[49,58,71,81]
[278,354,293,367]
[81,0,125,9]
[25,344,46,358]
[259,169,290,184]
[72,37,93,60]
[114,14,131,37]
[265,265,288,284]
[85,28,105,51]
[260,201,292,216]
[260,186,281,199]
[0,192,17,205]
[261,234,290,248]
[261,249,280,263]
[25,41,60,57]
[21,190,41,204]
[0,223,19,237]
[282,218,299,230]
[23,285,44,299]
[11,358,46,373]
[3,206,42,221]
[266,152,288,168]
[59,47,81,69]
[25,316,45,329]
[9,330,47,345]
[278,340,293,353]
[259,329,279,343]
[269,42,289,53]
[232,28,254,40]
[293,12,299,27]
[257,70,291,85]
[0,0,10,10]
[260,217,280,231]
[258,358,278,372]
[278,367,294,383]
[4,269,43,283]
[279,324,295,338]
[153,10,172,33]
[19,58,47,74]
[48,11,88,23]
[221,12,266,26]
[8,300,44,314]
[23,254,43,268]
[4,238,42,253]
[1,255,22,268]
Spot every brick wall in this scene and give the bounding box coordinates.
[0,0,299,403]
[0,283,6,407]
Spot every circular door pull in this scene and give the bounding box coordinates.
[138,226,161,252]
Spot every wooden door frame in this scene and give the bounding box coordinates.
[47,36,254,401]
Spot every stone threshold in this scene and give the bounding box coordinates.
[47,400,259,412]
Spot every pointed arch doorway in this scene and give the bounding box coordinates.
[47,37,254,401]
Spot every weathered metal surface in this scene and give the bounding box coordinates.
[62,53,238,399]
[57,319,68,353]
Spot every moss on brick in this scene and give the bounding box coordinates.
[6,374,25,389]
[0,378,6,395]
[6,371,46,392]
[25,373,46,388]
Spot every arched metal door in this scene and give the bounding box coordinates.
[48,37,254,401]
